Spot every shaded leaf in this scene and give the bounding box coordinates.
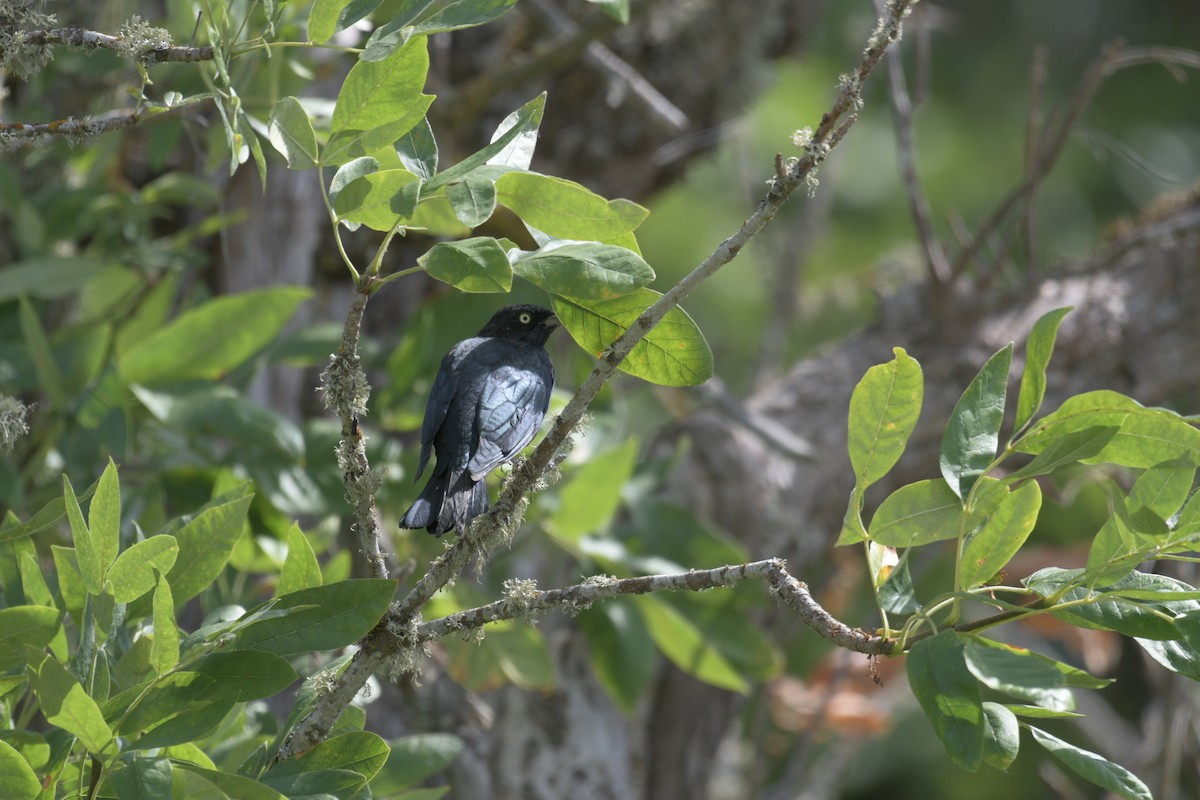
[981,702,1020,771]
[234,579,395,656]
[335,169,423,230]
[577,598,656,714]
[514,242,654,301]
[267,97,319,169]
[1013,307,1072,432]
[906,631,983,771]
[635,594,748,693]
[370,734,463,794]
[445,176,497,227]
[869,479,962,547]
[279,523,323,595]
[959,480,1041,590]
[941,344,1012,500]
[419,237,512,293]
[962,637,1074,711]
[1026,726,1151,800]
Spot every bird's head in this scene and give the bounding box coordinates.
[477,304,560,346]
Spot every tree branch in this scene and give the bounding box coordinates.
[277,0,919,761]
[22,26,214,63]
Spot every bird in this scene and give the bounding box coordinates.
[400,304,560,535]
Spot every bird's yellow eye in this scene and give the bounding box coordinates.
[519,312,532,324]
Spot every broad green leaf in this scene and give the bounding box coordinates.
[577,598,656,714]
[89,459,121,584]
[552,289,713,387]
[488,622,556,691]
[192,651,298,701]
[1017,390,1200,468]
[51,546,84,620]
[107,536,178,603]
[1130,458,1195,519]
[359,1,433,62]
[549,438,639,545]
[848,348,924,487]
[150,576,178,675]
[1026,726,1152,800]
[411,0,517,35]
[959,480,1041,590]
[1007,425,1120,481]
[941,343,1012,500]
[279,523,323,595]
[418,237,512,292]
[308,0,355,43]
[635,594,748,693]
[981,702,1020,771]
[234,579,395,656]
[396,117,438,179]
[328,158,380,217]
[27,650,113,756]
[962,637,1073,711]
[175,763,287,800]
[369,734,463,794]
[1134,636,1200,681]
[64,475,102,596]
[445,176,497,227]
[1013,306,1072,432]
[906,631,984,771]
[110,756,172,800]
[665,594,782,681]
[869,479,962,547]
[1025,568,1199,640]
[0,739,40,800]
[496,172,649,249]
[268,97,319,170]
[328,38,433,163]
[334,169,423,230]
[165,493,254,605]
[514,242,654,301]
[0,607,62,671]
[19,296,67,410]
[425,94,545,192]
[120,288,311,385]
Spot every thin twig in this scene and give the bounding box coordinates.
[276,0,920,762]
[1022,44,1048,275]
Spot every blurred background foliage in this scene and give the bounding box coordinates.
[2,0,1199,797]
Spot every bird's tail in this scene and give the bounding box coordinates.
[400,469,489,536]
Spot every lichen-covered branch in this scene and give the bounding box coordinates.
[278,0,918,761]
[22,26,214,63]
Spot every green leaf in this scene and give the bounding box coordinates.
[120,288,311,385]
[19,296,67,410]
[848,348,925,488]
[175,763,287,800]
[192,651,298,701]
[0,606,62,671]
[425,94,545,192]
[577,598,656,714]
[1130,458,1195,519]
[1134,636,1200,680]
[941,344,1012,500]
[268,97,319,170]
[552,289,713,387]
[548,438,639,545]
[1017,390,1200,468]
[981,702,1020,771]
[279,523,323,595]
[164,493,254,605]
[110,756,172,800]
[835,486,868,546]
[635,594,748,693]
[514,242,655,301]
[88,459,121,586]
[418,237,513,293]
[0,739,40,800]
[329,156,380,210]
[359,2,429,62]
[308,0,355,43]
[962,637,1073,711]
[906,631,984,771]
[396,117,438,180]
[877,552,919,614]
[0,256,105,302]
[1013,306,1072,432]
[1003,704,1084,719]
[150,576,178,676]
[411,0,517,35]
[234,579,395,656]
[369,734,463,794]
[496,172,649,249]
[334,168,423,230]
[1026,725,1152,800]
[26,650,113,756]
[327,38,434,164]
[63,473,105,596]
[1025,568,1199,640]
[445,176,497,227]
[1007,425,1120,480]
[107,536,179,603]
[869,479,962,547]
[959,480,1041,590]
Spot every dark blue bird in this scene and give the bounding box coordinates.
[400,305,559,535]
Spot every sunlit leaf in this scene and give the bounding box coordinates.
[848,347,924,488]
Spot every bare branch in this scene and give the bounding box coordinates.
[21,26,213,63]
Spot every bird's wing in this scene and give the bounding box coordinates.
[468,360,552,480]
[415,345,468,479]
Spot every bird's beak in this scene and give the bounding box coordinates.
[543,314,561,329]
